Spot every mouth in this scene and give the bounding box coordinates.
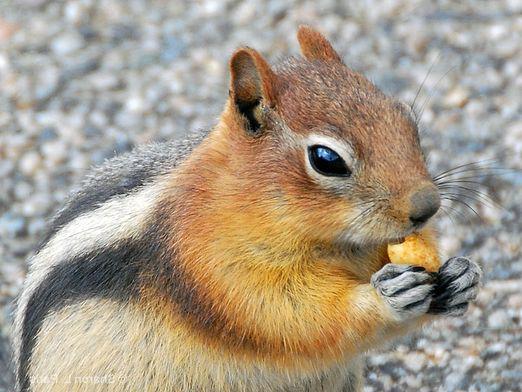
[337,217,423,248]
[336,232,407,250]
[410,219,430,232]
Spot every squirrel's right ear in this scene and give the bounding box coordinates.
[297,25,342,63]
[229,47,277,135]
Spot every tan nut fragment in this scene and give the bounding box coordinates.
[387,232,441,272]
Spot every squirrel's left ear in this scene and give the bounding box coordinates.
[297,25,342,63]
[229,47,277,135]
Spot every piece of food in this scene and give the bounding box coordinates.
[387,232,441,272]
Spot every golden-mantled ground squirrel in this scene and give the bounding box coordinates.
[13,26,481,391]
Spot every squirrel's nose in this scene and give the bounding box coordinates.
[408,184,440,226]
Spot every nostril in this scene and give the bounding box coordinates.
[409,185,440,226]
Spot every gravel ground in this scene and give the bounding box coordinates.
[0,1,520,391]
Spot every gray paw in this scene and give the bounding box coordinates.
[371,264,435,321]
[429,257,482,317]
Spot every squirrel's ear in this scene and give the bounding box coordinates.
[229,47,277,134]
[297,25,342,63]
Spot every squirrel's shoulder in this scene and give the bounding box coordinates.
[41,128,210,245]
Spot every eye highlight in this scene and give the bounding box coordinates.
[308,145,351,177]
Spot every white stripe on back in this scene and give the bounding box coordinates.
[12,175,170,377]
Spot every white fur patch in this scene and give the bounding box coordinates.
[28,299,362,391]
[12,176,170,383]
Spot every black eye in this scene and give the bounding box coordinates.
[308,145,351,177]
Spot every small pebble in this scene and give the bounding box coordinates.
[403,352,426,372]
[19,151,42,176]
[488,309,512,329]
[443,86,470,108]
[0,214,26,238]
[50,32,85,56]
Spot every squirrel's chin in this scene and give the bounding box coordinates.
[336,228,415,249]
[334,232,404,250]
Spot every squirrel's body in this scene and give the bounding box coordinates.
[15,131,370,391]
[13,27,481,391]
[15,129,375,391]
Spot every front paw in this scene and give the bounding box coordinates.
[371,264,435,322]
[429,257,482,317]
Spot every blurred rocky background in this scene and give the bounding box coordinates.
[0,0,520,391]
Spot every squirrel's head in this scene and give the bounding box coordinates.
[220,26,440,247]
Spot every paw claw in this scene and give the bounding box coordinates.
[372,264,434,321]
[429,257,482,317]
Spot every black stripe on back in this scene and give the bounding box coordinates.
[45,171,152,243]
[40,148,174,246]
[19,238,157,391]
[40,134,209,247]
[18,204,217,392]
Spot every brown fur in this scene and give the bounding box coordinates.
[230,47,278,107]
[27,26,440,391]
[143,25,436,382]
[297,25,343,63]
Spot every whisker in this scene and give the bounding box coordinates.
[436,171,511,185]
[434,165,507,182]
[435,167,509,182]
[351,205,375,229]
[438,205,455,225]
[438,184,494,200]
[432,158,499,181]
[438,185,501,210]
[349,197,388,234]
[431,155,517,224]
[439,203,471,224]
[440,195,481,220]
[440,191,497,213]
[436,179,487,187]
[410,53,441,122]
[417,63,458,121]
[435,168,513,186]
[440,204,478,224]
